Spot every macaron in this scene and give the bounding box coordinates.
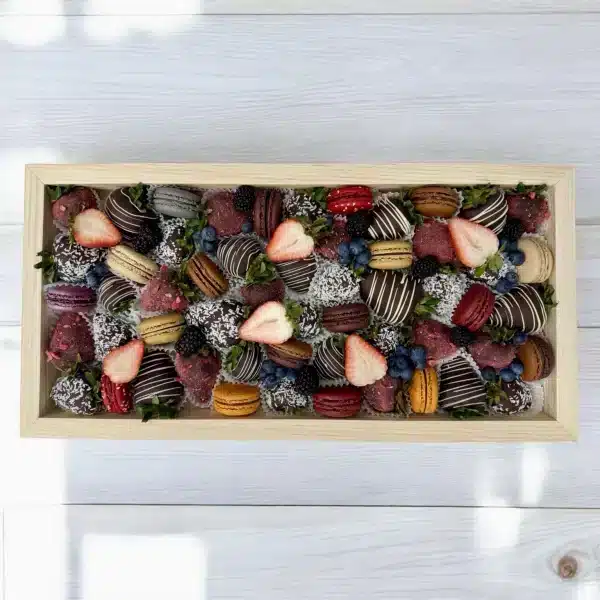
[138,313,185,345]
[45,284,97,313]
[410,186,459,218]
[266,338,313,369]
[313,386,362,418]
[368,240,413,270]
[322,303,370,333]
[152,186,202,219]
[106,244,158,285]
[186,252,229,298]
[327,186,373,214]
[98,275,137,313]
[253,189,283,238]
[213,382,260,417]
[452,283,495,332]
[516,237,554,283]
[408,367,438,414]
[517,335,555,381]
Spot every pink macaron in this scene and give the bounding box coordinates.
[45,284,97,313]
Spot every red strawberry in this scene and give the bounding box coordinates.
[327,186,373,214]
[448,217,498,268]
[344,334,387,387]
[100,374,132,413]
[73,208,122,248]
[51,186,97,228]
[238,301,294,344]
[103,339,144,384]
[266,220,314,262]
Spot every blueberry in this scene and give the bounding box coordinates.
[193,231,204,248]
[513,331,528,345]
[508,250,525,266]
[203,240,217,254]
[262,360,276,374]
[349,240,363,256]
[499,237,510,250]
[326,215,334,227]
[355,251,370,266]
[275,367,287,379]
[85,271,100,289]
[481,366,498,382]
[241,221,253,234]
[388,365,403,378]
[395,356,410,371]
[410,345,427,364]
[264,374,278,388]
[499,368,517,382]
[506,240,518,252]
[510,359,524,376]
[357,238,368,250]
[339,254,351,266]
[496,278,512,294]
[202,226,217,242]
[338,242,350,257]
[413,357,427,370]
[505,271,519,284]
[286,368,297,382]
[399,366,415,381]
[395,345,410,357]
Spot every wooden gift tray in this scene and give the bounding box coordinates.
[20,164,577,441]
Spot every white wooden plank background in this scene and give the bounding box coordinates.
[6,505,600,600]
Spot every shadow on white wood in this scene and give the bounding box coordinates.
[5,505,600,600]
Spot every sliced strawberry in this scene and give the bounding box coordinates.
[73,208,122,248]
[103,339,144,384]
[327,186,373,214]
[238,301,293,344]
[266,220,314,262]
[100,374,133,413]
[344,334,387,387]
[447,217,498,268]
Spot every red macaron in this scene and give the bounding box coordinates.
[452,283,495,332]
[326,186,373,214]
[101,374,133,414]
[313,386,362,418]
[322,303,370,333]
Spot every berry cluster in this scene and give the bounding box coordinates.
[337,238,371,270]
[412,256,440,279]
[175,325,206,357]
[193,226,218,255]
[260,360,297,389]
[133,222,162,254]
[450,326,476,348]
[387,344,427,380]
[481,359,525,383]
[85,262,111,289]
[495,270,519,294]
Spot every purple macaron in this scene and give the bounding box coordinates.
[45,284,97,313]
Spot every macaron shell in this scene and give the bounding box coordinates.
[516,237,554,283]
[138,313,185,345]
[266,339,313,369]
[452,284,495,332]
[45,284,97,313]
[213,383,260,416]
[253,189,283,238]
[322,303,370,333]
[410,186,459,218]
[368,240,413,270]
[186,253,229,298]
[517,335,555,381]
[106,245,158,284]
[408,368,438,414]
[313,386,362,417]
[152,186,201,219]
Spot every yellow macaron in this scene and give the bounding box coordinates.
[368,240,413,270]
[516,237,554,283]
[408,368,438,414]
[138,313,185,345]
[213,382,260,417]
[106,244,159,285]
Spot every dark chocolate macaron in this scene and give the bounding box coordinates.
[517,335,555,381]
[253,188,283,238]
[98,275,137,314]
[322,303,370,333]
[45,284,97,313]
[266,339,312,369]
[276,255,317,294]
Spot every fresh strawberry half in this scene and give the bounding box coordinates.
[100,374,133,413]
[344,334,387,387]
[51,186,97,228]
[266,219,315,262]
[238,301,294,344]
[73,208,122,248]
[448,217,498,268]
[327,186,373,214]
[103,339,144,384]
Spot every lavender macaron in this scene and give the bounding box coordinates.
[152,187,202,219]
[45,284,97,313]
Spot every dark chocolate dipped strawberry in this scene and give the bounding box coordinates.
[460,185,507,234]
[105,183,158,242]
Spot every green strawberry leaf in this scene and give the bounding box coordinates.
[414,294,440,318]
[111,298,135,315]
[225,342,247,372]
[485,381,508,405]
[48,185,74,202]
[137,399,178,422]
[127,183,150,210]
[512,182,548,196]
[178,216,208,258]
[296,187,329,210]
[482,325,516,344]
[540,283,558,311]
[448,406,489,420]
[399,195,424,226]
[34,250,58,283]
[439,264,459,275]
[246,254,277,285]
[295,215,332,241]
[284,300,304,335]
[173,261,202,302]
[460,184,499,209]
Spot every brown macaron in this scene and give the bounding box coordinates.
[186,252,229,298]
[517,335,555,381]
[410,186,459,218]
[322,303,370,333]
[266,338,313,369]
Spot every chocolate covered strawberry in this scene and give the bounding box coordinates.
[103,339,144,384]
[468,335,516,370]
[101,374,133,413]
[238,300,302,345]
[140,266,189,313]
[413,319,458,366]
[72,208,122,248]
[266,217,330,262]
[448,217,499,268]
[506,185,550,233]
[413,220,456,264]
[50,186,97,228]
[175,352,221,395]
[46,313,95,369]
[327,186,373,214]
[345,334,387,387]
[241,278,285,309]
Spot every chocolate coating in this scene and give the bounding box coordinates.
[488,284,547,334]
[105,187,158,241]
[314,337,345,380]
[461,189,508,234]
[133,352,183,406]
[217,236,262,279]
[439,356,487,411]
[98,275,137,313]
[229,343,262,382]
[276,255,317,294]
[368,197,412,240]
[492,380,533,415]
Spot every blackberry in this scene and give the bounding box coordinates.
[450,326,475,348]
[175,325,206,357]
[133,222,162,254]
[294,365,319,395]
[233,185,256,213]
[502,218,524,242]
[412,256,440,279]
[346,211,373,238]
